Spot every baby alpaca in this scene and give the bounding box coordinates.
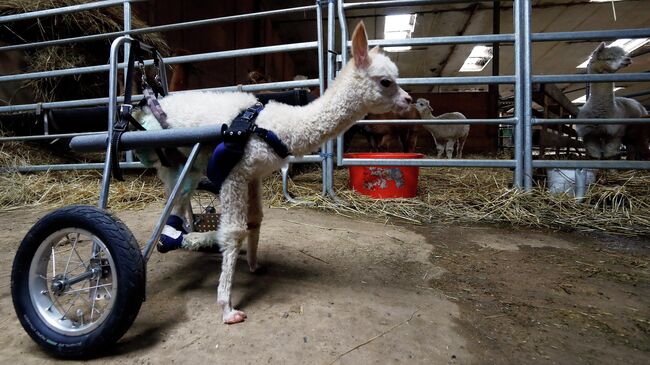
[576,43,648,159]
[414,98,469,158]
[137,22,411,324]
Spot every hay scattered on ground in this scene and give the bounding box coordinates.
[0,170,163,212]
[265,165,650,237]
[0,140,163,212]
[1,141,648,236]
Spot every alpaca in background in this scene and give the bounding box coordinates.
[135,22,411,324]
[414,98,469,158]
[623,115,650,160]
[363,106,421,152]
[576,43,648,159]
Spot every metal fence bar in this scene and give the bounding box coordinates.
[317,0,328,197]
[533,73,650,84]
[325,0,336,198]
[0,79,320,114]
[0,5,318,53]
[0,131,104,142]
[366,34,515,47]
[340,158,516,168]
[357,118,516,125]
[398,76,516,85]
[0,41,318,84]
[343,0,499,10]
[2,162,144,173]
[533,118,650,125]
[336,0,349,167]
[513,0,524,189]
[521,0,533,191]
[0,0,143,24]
[531,28,650,42]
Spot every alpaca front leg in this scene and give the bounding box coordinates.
[246,179,263,273]
[435,142,445,158]
[217,231,247,324]
[445,140,455,159]
[217,176,249,324]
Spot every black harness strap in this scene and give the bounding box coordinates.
[111,40,170,180]
[109,41,139,181]
[207,102,291,192]
[222,102,291,159]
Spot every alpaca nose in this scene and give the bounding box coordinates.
[404,95,412,104]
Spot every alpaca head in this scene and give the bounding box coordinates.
[346,22,412,114]
[414,98,433,116]
[587,43,632,73]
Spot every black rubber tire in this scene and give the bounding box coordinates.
[11,205,145,359]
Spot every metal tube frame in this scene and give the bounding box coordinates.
[98,35,130,209]
[142,143,203,262]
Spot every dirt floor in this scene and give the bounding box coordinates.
[0,204,648,364]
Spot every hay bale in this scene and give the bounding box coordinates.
[1,0,169,103]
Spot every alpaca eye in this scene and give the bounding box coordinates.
[380,79,393,88]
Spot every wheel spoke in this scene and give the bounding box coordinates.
[65,282,112,295]
[51,247,56,278]
[102,285,113,299]
[72,240,88,269]
[89,275,101,323]
[60,293,79,320]
[62,233,80,276]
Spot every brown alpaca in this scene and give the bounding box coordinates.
[169,49,193,92]
[623,115,650,160]
[364,106,421,152]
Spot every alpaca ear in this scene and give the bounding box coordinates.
[351,22,370,69]
[370,46,381,55]
[595,42,606,53]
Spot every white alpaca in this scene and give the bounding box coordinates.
[136,22,411,324]
[576,43,648,159]
[414,98,469,158]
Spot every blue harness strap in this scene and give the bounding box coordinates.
[206,102,290,193]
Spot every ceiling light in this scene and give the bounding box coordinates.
[384,14,417,52]
[571,87,624,104]
[459,45,493,72]
[576,38,649,68]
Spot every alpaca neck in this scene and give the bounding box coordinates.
[282,69,369,155]
[586,64,614,107]
[421,110,434,119]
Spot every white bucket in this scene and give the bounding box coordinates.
[546,168,597,197]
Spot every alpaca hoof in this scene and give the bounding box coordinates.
[249,263,266,274]
[223,310,247,324]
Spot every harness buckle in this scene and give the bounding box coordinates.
[114,104,133,132]
[241,110,255,120]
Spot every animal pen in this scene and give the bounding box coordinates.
[0,0,649,359]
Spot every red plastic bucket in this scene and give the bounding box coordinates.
[345,153,424,199]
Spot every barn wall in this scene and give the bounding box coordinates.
[411,92,499,154]
[133,1,296,89]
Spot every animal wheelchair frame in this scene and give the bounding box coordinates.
[10,36,313,358]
